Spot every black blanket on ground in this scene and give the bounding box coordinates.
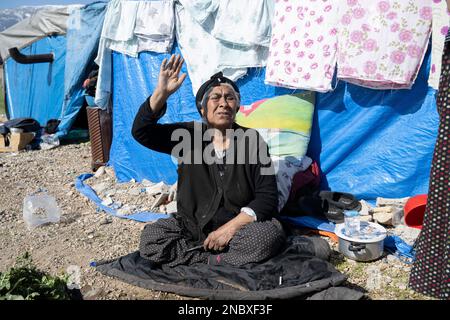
[95,236,364,300]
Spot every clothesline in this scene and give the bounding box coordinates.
[92,0,448,109]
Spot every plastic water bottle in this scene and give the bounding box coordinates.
[23,192,61,230]
[344,210,360,237]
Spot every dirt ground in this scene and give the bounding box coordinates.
[0,141,433,300]
[0,141,184,300]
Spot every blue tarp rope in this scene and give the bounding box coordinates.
[75,173,168,223]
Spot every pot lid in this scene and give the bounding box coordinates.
[335,221,387,243]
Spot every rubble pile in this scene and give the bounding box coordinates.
[85,166,177,216]
[357,197,420,245]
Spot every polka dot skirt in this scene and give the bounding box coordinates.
[139,217,286,268]
[209,218,286,266]
[408,40,450,300]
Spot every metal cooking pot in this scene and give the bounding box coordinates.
[335,222,387,262]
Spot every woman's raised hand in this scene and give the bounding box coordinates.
[157,54,187,97]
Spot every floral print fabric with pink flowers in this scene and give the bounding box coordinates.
[265,0,339,92]
[337,0,432,89]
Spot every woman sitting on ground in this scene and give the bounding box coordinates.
[132,54,286,267]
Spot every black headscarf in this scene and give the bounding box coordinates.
[195,72,240,115]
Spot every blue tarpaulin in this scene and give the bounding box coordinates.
[3,2,108,136]
[310,54,438,199]
[110,43,438,201]
[4,35,67,125]
[110,45,296,184]
[75,173,168,223]
[58,1,108,136]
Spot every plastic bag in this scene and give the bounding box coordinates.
[23,192,61,230]
[40,134,60,150]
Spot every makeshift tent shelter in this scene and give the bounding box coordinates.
[96,0,438,202]
[0,2,108,136]
[75,0,440,300]
[110,49,437,203]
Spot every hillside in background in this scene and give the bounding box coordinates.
[0,6,42,32]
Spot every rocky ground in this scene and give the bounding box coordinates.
[0,141,433,300]
[0,141,182,300]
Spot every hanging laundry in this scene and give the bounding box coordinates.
[94,0,138,109]
[265,0,339,92]
[337,0,432,90]
[104,0,139,57]
[95,0,137,109]
[102,0,138,42]
[175,1,267,94]
[183,0,219,26]
[428,0,450,90]
[135,0,175,53]
[181,0,273,72]
[210,0,274,47]
[94,0,122,109]
[94,0,176,109]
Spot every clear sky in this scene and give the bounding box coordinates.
[0,0,102,9]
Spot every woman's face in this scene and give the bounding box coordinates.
[201,84,239,130]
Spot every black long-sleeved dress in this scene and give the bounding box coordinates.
[132,96,279,244]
